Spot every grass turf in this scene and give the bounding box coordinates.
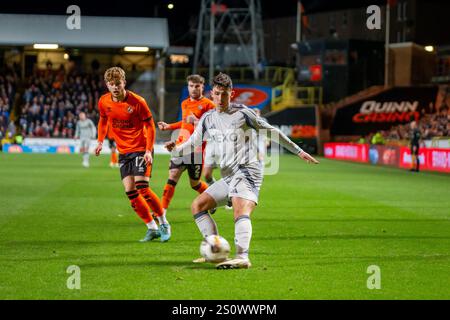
[0,153,449,299]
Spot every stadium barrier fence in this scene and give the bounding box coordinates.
[3,138,170,155]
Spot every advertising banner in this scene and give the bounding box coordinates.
[325,142,450,173]
[265,106,319,154]
[331,86,438,135]
[324,142,369,162]
[3,139,171,155]
[3,144,75,154]
[399,147,450,173]
[369,145,400,167]
[179,84,272,120]
[427,148,450,173]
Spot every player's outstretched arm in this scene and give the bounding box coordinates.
[158,121,169,130]
[158,121,182,131]
[167,114,208,156]
[242,108,302,154]
[298,150,319,164]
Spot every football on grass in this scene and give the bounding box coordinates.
[200,235,231,263]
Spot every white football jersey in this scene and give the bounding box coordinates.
[173,103,303,178]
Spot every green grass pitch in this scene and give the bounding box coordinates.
[0,153,449,299]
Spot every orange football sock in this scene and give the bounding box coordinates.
[126,190,152,224]
[192,181,208,194]
[162,179,177,210]
[136,181,164,217]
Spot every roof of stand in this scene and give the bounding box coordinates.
[0,14,169,49]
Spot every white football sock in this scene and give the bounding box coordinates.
[193,211,218,238]
[83,153,89,163]
[157,209,169,225]
[234,215,252,260]
[146,220,158,230]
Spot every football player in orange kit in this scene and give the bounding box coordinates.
[95,67,170,242]
[157,75,215,224]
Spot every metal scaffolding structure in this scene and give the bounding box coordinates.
[193,0,265,83]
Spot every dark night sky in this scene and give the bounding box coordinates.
[0,0,391,17]
[5,0,447,46]
[0,0,387,45]
[0,0,296,45]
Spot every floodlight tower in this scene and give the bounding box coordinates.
[193,0,265,83]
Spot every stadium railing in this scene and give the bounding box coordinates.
[271,69,323,111]
[166,66,294,84]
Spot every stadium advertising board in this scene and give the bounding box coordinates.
[178,84,272,120]
[231,85,271,110]
[324,142,369,162]
[369,145,400,167]
[265,106,318,154]
[3,144,75,154]
[399,147,450,173]
[3,139,170,155]
[325,143,450,173]
[331,87,438,135]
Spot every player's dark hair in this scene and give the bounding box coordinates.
[186,74,205,84]
[212,72,233,89]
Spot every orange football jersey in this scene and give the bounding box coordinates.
[169,96,215,145]
[98,91,154,154]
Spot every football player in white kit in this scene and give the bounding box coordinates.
[166,73,319,269]
[74,112,96,167]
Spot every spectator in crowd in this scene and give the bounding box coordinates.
[371,131,385,145]
[358,135,367,144]
[1,131,13,151]
[364,106,449,145]
[15,133,23,145]
[0,65,17,145]
[19,67,105,138]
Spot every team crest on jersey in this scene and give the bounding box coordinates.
[198,105,203,110]
[126,106,134,113]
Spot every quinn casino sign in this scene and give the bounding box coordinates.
[331,86,438,136]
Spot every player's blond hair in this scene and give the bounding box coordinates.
[212,72,232,89]
[104,67,126,83]
[186,74,205,84]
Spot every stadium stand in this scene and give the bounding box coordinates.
[362,106,449,146]
[18,65,104,138]
[0,64,17,145]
